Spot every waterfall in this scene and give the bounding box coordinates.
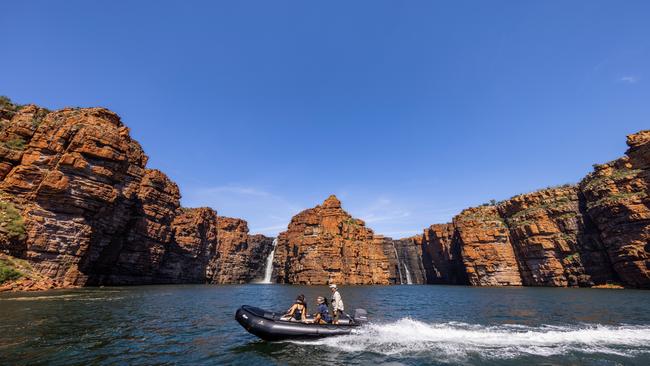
[403,261,413,285]
[391,242,404,285]
[261,238,277,284]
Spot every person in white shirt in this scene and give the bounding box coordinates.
[329,284,344,323]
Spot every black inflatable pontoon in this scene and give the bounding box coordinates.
[235,305,368,341]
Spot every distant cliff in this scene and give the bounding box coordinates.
[270,130,649,289]
[272,195,392,284]
[0,98,272,291]
[413,130,649,289]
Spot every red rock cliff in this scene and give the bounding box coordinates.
[578,131,650,288]
[0,98,271,290]
[273,195,392,284]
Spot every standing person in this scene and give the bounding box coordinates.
[329,284,344,323]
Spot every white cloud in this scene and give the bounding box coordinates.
[618,76,639,84]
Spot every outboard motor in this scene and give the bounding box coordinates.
[352,308,368,324]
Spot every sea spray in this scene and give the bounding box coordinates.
[290,319,650,360]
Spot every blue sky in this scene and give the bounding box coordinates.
[2,1,649,237]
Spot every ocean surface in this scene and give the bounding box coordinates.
[1,285,650,365]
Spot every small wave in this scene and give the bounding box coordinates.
[0,294,83,301]
[290,318,650,360]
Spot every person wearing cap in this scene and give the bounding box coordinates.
[313,296,332,324]
[329,284,344,323]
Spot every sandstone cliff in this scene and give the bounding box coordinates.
[273,195,392,284]
[412,130,649,289]
[1,96,648,290]
[578,131,650,288]
[0,98,272,291]
[208,216,274,284]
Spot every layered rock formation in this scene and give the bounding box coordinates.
[0,98,272,291]
[389,236,427,284]
[497,186,614,287]
[412,130,649,289]
[452,206,523,286]
[0,96,648,290]
[421,224,467,285]
[208,217,274,284]
[579,131,650,288]
[273,195,392,284]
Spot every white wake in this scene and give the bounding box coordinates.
[290,318,650,359]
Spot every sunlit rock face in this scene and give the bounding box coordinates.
[0,98,647,290]
[579,131,650,288]
[273,195,393,285]
[0,100,271,290]
[496,186,615,287]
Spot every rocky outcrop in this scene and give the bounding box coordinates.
[208,216,274,284]
[579,131,650,288]
[390,236,427,284]
[1,97,648,290]
[497,186,615,287]
[452,206,523,286]
[273,195,392,284]
[0,98,271,290]
[421,224,468,285]
[411,130,649,289]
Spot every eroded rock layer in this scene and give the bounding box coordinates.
[0,99,271,290]
[497,186,614,287]
[421,224,468,285]
[1,97,648,290]
[273,195,392,284]
[452,206,523,286]
[208,217,274,284]
[579,131,650,288]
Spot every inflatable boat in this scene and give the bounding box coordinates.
[235,305,368,341]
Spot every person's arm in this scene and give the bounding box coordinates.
[285,303,296,316]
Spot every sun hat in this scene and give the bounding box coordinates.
[317,296,325,303]
[329,284,337,289]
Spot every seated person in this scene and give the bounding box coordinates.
[312,296,333,324]
[283,294,307,322]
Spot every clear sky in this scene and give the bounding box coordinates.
[2,1,649,237]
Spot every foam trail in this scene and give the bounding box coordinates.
[291,318,650,360]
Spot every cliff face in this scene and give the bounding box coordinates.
[452,206,523,286]
[390,236,427,284]
[0,100,271,290]
[208,217,274,284]
[273,195,392,284]
[497,186,614,287]
[412,130,649,289]
[579,131,650,288]
[1,98,648,290]
[421,224,467,285]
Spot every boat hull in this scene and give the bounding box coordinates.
[235,305,359,341]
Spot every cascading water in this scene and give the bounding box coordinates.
[261,238,278,284]
[391,242,403,285]
[403,261,413,285]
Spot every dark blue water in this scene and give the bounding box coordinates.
[1,285,650,365]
